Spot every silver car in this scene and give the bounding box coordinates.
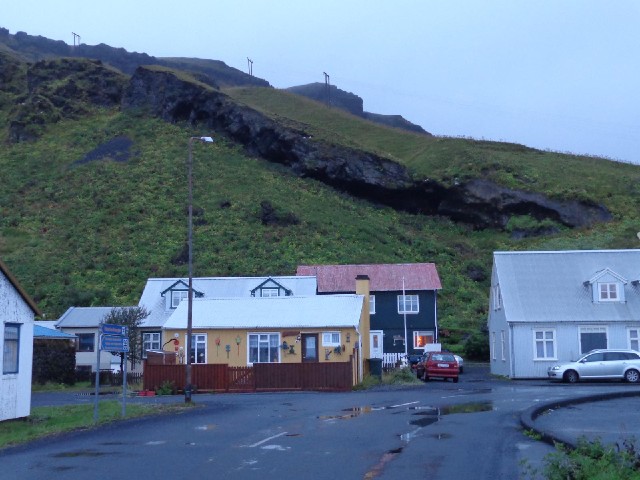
[548,349,640,383]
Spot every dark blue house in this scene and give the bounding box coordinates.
[296,263,442,359]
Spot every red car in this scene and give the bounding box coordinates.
[416,352,459,382]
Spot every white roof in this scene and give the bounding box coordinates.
[162,294,363,330]
[494,249,640,323]
[56,306,134,328]
[138,276,317,328]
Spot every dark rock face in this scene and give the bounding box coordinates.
[122,67,612,231]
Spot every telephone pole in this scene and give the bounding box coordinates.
[247,58,253,76]
[323,72,330,106]
[72,32,81,48]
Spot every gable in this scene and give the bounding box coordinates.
[250,278,292,297]
[0,258,41,316]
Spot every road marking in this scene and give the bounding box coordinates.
[389,401,419,408]
[248,431,288,448]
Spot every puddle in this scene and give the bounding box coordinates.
[410,416,440,427]
[52,450,109,458]
[318,406,383,420]
[195,424,216,431]
[410,401,494,416]
[430,432,452,440]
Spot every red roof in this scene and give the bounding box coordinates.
[296,263,441,293]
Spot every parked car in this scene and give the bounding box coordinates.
[407,354,423,371]
[547,349,640,383]
[416,351,459,382]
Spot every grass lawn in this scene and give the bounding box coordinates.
[0,400,193,449]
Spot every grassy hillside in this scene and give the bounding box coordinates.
[1,66,639,353]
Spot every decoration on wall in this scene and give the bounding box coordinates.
[288,345,296,355]
[235,336,241,356]
[393,335,405,346]
[346,333,351,343]
[333,346,342,355]
[225,344,231,359]
[325,349,332,361]
[178,347,185,364]
[215,337,221,357]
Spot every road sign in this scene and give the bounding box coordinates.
[101,323,128,336]
[100,334,130,352]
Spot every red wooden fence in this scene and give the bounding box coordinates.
[143,360,353,393]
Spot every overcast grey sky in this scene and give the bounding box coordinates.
[3,1,639,163]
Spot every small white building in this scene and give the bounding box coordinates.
[1,259,41,421]
[488,250,640,379]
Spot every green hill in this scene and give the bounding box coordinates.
[1,44,639,354]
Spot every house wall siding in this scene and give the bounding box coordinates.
[162,327,359,368]
[370,290,437,354]
[0,273,35,421]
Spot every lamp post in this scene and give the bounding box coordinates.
[185,135,214,403]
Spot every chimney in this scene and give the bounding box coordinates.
[355,275,371,361]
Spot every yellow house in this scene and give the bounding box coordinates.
[161,292,369,380]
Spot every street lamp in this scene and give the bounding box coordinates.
[185,135,214,403]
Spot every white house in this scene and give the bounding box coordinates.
[1,259,41,421]
[56,306,132,373]
[488,250,640,379]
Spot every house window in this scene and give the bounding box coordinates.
[533,329,556,360]
[189,334,207,364]
[629,328,640,351]
[3,324,20,374]
[77,333,95,352]
[172,290,188,308]
[413,331,434,349]
[260,288,280,297]
[501,330,506,361]
[493,285,502,310]
[397,295,419,314]
[598,282,619,301]
[142,332,161,358]
[369,295,376,314]
[580,326,607,354]
[248,333,280,364]
[491,332,496,361]
[322,332,340,347]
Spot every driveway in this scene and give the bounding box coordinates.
[9,364,640,479]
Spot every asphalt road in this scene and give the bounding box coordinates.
[5,364,640,480]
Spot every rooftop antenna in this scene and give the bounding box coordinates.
[323,71,330,106]
[247,58,253,76]
[72,32,81,48]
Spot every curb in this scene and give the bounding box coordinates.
[520,389,640,448]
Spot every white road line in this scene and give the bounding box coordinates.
[248,431,288,448]
[389,401,420,408]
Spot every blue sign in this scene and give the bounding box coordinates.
[101,334,130,352]
[101,323,128,336]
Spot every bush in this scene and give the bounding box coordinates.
[32,340,76,385]
[463,330,490,361]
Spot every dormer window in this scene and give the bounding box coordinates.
[599,283,619,301]
[260,288,280,297]
[171,290,188,308]
[587,268,627,304]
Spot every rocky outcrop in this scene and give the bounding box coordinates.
[286,83,430,135]
[122,66,612,231]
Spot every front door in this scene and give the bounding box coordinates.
[302,334,318,362]
[370,330,383,358]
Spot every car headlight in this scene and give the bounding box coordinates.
[549,365,561,371]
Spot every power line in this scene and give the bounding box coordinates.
[71,32,81,48]
[247,58,253,76]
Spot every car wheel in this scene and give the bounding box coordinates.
[424,375,430,382]
[459,367,463,374]
[563,370,579,383]
[624,369,640,383]
[453,377,459,383]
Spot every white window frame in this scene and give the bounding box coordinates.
[248,333,281,364]
[598,282,619,302]
[500,330,506,361]
[3,324,20,374]
[189,333,207,364]
[142,332,161,358]
[491,332,496,361]
[172,290,188,308]
[369,295,376,315]
[322,332,341,347]
[533,329,556,360]
[579,326,608,354]
[397,294,419,314]
[493,285,502,310]
[260,287,280,297]
[628,328,640,351]
[413,330,434,349]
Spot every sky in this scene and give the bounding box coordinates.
[2,1,639,163]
